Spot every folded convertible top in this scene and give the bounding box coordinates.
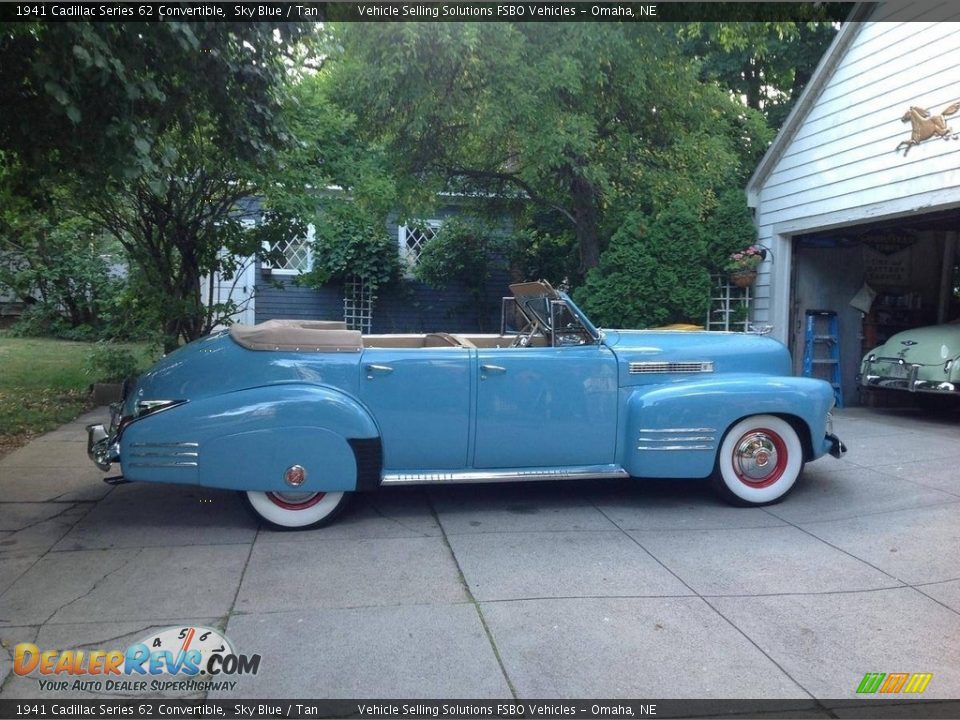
[229,319,362,352]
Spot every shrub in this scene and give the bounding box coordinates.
[84,342,143,384]
[574,199,712,329]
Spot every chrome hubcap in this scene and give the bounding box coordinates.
[271,491,319,505]
[735,432,780,480]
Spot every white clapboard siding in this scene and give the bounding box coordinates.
[746,11,960,339]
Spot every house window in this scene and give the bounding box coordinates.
[263,225,314,275]
[398,220,442,275]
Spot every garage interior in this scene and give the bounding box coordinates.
[789,209,960,407]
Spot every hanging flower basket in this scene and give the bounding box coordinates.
[724,246,766,288]
[730,269,757,288]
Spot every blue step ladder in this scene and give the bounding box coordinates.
[802,309,843,408]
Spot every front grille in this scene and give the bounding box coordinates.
[629,361,714,374]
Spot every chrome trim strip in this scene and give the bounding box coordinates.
[381,465,629,485]
[636,445,714,451]
[637,427,716,433]
[629,361,714,374]
[130,451,199,458]
[128,461,199,468]
[130,442,199,448]
[637,436,715,442]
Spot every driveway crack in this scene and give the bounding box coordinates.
[43,548,143,625]
[426,492,518,699]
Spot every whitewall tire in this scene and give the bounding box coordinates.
[712,415,804,506]
[243,490,350,530]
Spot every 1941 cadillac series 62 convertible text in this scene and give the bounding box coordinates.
[87,281,846,529]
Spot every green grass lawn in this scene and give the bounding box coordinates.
[0,334,151,456]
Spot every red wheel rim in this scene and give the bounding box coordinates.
[731,428,787,489]
[265,491,326,510]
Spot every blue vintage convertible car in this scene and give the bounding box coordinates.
[87,281,846,529]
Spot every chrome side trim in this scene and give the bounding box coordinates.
[128,461,198,468]
[636,427,717,452]
[629,361,714,374]
[381,465,629,485]
[130,442,199,448]
[129,451,198,458]
[638,427,716,433]
[637,436,715,443]
[636,445,714,451]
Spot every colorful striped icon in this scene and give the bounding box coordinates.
[857,672,933,694]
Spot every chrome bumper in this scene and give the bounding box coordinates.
[862,373,957,394]
[861,360,957,394]
[86,422,120,471]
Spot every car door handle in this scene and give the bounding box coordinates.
[480,364,507,376]
[365,364,394,378]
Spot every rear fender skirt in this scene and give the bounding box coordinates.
[120,384,380,491]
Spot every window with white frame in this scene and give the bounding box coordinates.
[262,224,314,275]
[398,220,442,275]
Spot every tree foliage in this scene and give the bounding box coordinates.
[0,22,315,350]
[414,217,508,330]
[328,23,771,282]
[574,189,758,329]
[81,123,270,351]
[678,20,838,129]
[0,22,306,187]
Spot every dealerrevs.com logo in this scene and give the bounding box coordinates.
[14,626,259,693]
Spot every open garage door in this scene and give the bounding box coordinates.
[790,211,960,406]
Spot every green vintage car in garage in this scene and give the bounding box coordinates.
[861,322,960,399]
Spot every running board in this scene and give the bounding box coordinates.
[381,465,629,486]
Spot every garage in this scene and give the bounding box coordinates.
[746,11,960,406]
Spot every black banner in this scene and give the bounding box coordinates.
[0,2,859,23]
[2,699,960,719]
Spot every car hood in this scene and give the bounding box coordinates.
[873,324,960,365]
[603,329,792,382]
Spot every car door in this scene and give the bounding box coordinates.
[472,343,618,468]
[358,347,472,470]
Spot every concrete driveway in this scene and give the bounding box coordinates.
[1,407,959,704]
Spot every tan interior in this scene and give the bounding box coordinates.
[363,333,547,349]
[231,320,548,352]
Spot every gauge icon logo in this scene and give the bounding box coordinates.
[135,626,235,676]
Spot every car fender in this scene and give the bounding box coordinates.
[621,375,834,479]
[119,384,381,492]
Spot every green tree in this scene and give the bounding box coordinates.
[575,198,710,329]
[677,20,838,129]
[0,22,307,187]
[328,23,770,279]
[414,217,508,331]
[0,22,314,350]
[81,123,270,351]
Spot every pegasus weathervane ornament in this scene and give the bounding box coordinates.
[895,102,960,156]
